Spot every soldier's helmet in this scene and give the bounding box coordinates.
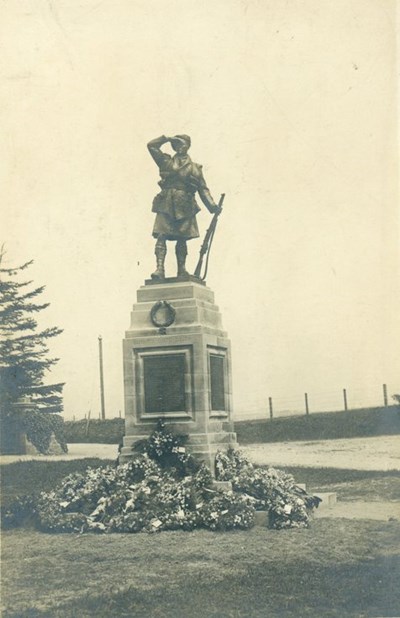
[171,134,191,149]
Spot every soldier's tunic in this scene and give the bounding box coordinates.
[148,136,216,240]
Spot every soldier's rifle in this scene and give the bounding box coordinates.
[194,193,225,281]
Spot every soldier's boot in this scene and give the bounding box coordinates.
[176,240,189,278]
[151,237,166,280]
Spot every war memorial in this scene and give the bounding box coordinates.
[120,135,237,472]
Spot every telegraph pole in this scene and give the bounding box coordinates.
[98,335,106,420]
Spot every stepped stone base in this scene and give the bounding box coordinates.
[254,511,269,526]
[212,480,232,492]
[253,488,338,527]
[314,491,337,508]
[120,431,238,473]
[121,279,237,474]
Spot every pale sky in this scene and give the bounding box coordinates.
[2,0,399,420]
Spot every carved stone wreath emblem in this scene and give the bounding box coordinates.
[150,300,176,328]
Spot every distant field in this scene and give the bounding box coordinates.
[235,405,400,443]
[63,418,124,444]
[62,406,400,446]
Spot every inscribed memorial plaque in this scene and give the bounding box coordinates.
[210,354,226,411]
[143,353,186,413]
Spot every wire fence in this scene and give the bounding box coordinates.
[70,385,399,422]
[235,383,398,421]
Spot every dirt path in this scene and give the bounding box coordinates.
[241,435,400,471]
[314,500,400,521]
[1,435,399,470]
[0,442,119,464]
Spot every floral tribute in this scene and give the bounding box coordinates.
[3,420,319,533]
[215,449,321,529]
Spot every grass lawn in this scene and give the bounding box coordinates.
[2,521,400,618]
[277,466,400,502]
[3,461,400,507]
[236,405,400,443]
[2,460,400,617]
[0,459,115,509]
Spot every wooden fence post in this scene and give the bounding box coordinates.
[268,397,273,421]
[305,393,309,415]
[85,410,91,437]
[98,336,106,420]
[343,388,348,411]
[383,384,388,407]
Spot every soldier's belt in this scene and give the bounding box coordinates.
[162,184,195,193]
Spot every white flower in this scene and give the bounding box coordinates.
[87,521,106,531]
[283,504,292,515]
[90,503,106,518]
[152,519,162,528]
[125,498,135,510]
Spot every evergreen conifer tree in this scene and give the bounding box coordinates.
[0,253,65,452]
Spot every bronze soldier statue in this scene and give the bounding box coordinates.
[147,134,221,280]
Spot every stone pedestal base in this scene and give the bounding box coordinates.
[121,279,237,473]
[121,428,237,473]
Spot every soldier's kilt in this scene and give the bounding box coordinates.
[152,212,200,240]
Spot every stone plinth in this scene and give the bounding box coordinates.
[120,279,237,473]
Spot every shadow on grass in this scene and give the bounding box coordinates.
[1,459,115,508]
[3,460,400,511]
[259,466,400,502]
[4,555,399,618]
[267,465,400,485]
